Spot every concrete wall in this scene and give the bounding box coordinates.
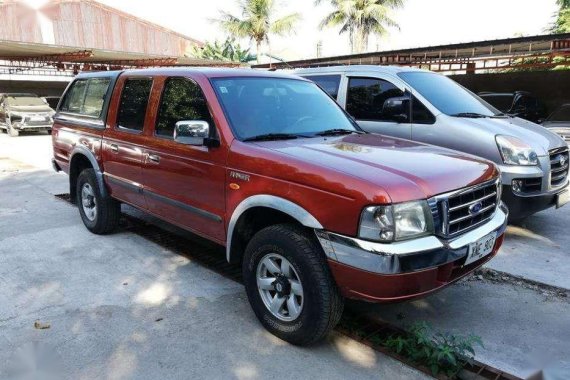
[450,70,570,114]
[0,80,69,97]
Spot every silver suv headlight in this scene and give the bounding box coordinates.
[358,201,434,242]
[496,135,538,166]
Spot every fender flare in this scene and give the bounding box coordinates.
[226,194,323,262]
[70,146,107,197]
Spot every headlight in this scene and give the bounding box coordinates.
[9,112,24,122]
[496,135,538,166]
[358,200,434,242]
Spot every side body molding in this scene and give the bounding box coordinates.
[70,146,107,197]
[226,195,324,262]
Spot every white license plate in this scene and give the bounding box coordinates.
[465,232,497,265]
[557,189,570,209]
[31,116,46,122]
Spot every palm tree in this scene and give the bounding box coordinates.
[318,0,403,54]
[216,0,301,63]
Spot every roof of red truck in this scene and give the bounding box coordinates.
[76,67,305,80]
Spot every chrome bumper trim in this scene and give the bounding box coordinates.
[316,202,508,275]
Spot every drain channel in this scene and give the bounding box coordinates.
[54,193,521,380]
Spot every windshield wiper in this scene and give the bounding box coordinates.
[450,112,489,118]
[243,133,299,142]
[315,129,363,136]
[491,112,512,118]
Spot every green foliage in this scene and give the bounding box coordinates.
[550,0,570,33]
[215,0,301,61]
[192,38,255,62]
[383,322,483,378]
[317,0,403,53]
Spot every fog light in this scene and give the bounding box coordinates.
[512,179,523,193]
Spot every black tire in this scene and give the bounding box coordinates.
[47,129,52,135]
[76,168,120,234]
[243,223,344,346]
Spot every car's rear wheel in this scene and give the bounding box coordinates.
[76,169,120,234]
[243,224,344,346]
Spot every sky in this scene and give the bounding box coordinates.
[26,0,560,60]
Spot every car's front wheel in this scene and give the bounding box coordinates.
[243,224,344,346]
[76,169,120,234]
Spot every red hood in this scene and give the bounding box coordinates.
[252,134,497,203]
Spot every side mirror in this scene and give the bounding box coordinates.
[383,96,410,123]
[174,120,218,146]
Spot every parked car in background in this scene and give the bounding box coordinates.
[297,66,569,220]
[52,68,508,345]
[478,91,548,124]
[42,96,61,110]
[542,104,570,146]
[0,93,55,136]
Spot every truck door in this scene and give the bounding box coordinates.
[141,76,227,243]
[342,76,412,140]
[102,76,153,208]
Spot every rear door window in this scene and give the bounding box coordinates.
[116,78,153,132]
[303,75,341,99]
[60,77,111,118]
[347,77,406,121]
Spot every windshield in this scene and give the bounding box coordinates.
[6,96,47,107]
[211,77,359,140]
[398,72,500,117]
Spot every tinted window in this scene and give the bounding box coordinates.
[304,75,341,99]
[212,77,358,140]
[412,96,435,124]
[481,95,514,112]
[61,79,88,114]
[548,105,570,122]
[155,77,214,138]
[399,72,499,116]
[347,77,406,121]
[514,95,538,110]
[117,78,153,131]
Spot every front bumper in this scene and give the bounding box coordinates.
[498,159,569,219]
[12,122,52,131]
[316,203,508,302]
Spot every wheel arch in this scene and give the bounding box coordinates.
[226,195,323,264]
[69,146,107,200]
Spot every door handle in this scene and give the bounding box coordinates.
[110,144,119,153]
[148,153,160,163]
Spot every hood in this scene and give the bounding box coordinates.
[7,105,53,113]
[455,116,566,156]
[258,134,497,202]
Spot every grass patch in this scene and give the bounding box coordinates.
[378,322,482,378]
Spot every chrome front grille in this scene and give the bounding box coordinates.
[434,180,500,238]
[550,148,569,188]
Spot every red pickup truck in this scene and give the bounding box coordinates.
[52,68,508,345]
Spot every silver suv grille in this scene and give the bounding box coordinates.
[435,180,500,238]
[550,148,569,188]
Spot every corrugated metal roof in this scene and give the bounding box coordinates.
[0,0,203,57]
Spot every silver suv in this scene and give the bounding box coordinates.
[297,66,569,220]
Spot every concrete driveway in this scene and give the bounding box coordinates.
[2,133,570,379]
[0,134,425,379]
